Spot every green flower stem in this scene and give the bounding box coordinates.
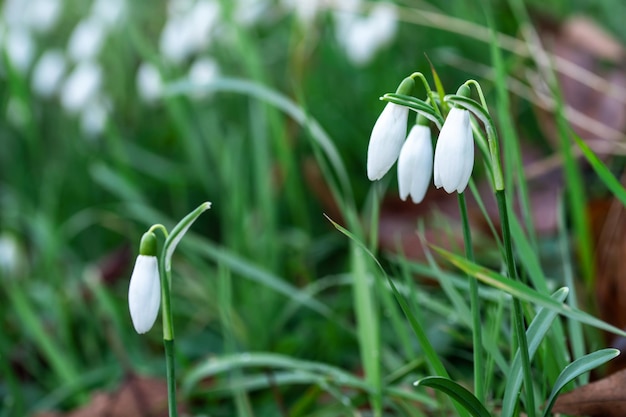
[158,233,178,417]
[496,189,535,417]
[164,339,178,417]
[458,192,484,403]
[410,72,438,114]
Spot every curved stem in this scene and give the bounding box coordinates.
[410,72,443,119]
[464,79,488,109]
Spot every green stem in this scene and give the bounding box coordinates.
[160,253,177,416]
[496,190,535,417]
[164,339,178,417]
[458,193,483,403]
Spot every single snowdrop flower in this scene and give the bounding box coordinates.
[367,76,413,181]
[31,49,66,97]
[60,61,102,114]
[397,119,432,203]
[4,27,35,73]
[136,62,163,102]
[67,18,106,62]
[433,106,474,194]
[128,232,161,334]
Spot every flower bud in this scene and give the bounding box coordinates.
[128,232,161,334]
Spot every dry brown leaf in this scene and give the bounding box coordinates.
[553,367,626,416]
[34,375,185,417]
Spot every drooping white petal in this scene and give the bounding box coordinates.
[433,108,474,193]
[367,103,408,181]
[397,125,432,203]
[128,255,161,334]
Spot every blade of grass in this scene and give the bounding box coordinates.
[434,247,626,337]
[542,349,620,417]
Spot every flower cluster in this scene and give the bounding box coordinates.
[366,80,475,202]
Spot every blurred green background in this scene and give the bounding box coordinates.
[1,0,625,415]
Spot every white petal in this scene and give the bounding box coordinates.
[397,125,432,203]
[367,103,408,181]
[433,108,474,193]
[128,255,161,334]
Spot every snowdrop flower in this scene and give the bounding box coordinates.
[60,61,102,114]
[335,2,397,66]
[128,232,161,334]
[367,77,413,181]
[80,98,109,137]
[189,57,220,86]
[4,27,35,73]
[136,62,163,102]
[433,107,474,193]
[397,122,432,203]
[67,18,106,62]
[31,49,66,97]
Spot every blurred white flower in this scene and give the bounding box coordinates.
[367,102,408,181]
[397,124,432,204]
[160,0,220,64]
[32,50,67,97]
[60,61,102,114]
[4,27,35,73]
[433,108,474,193]
[68,18,106,62]
[27,0,62,33]
[235,0,270,26]
[128,255,161,334]
[281,0,325,24]
[90,0,126,29]
[136,62,163,102]
[81,98,109,137]
[0,233,24,276]
[189,57,219,86]
[3,0,59,32]
[335,2,397,66]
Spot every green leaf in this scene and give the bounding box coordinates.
[163,201,211,271]
[572,132,626,208]
[444,95,494,130]
[500,288,569,417]
[381,93,444,128]
[414,377,491,417]
[434,246,626,337]
[542,349,620,417]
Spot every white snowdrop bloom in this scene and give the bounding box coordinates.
[60,61,102,114]
[433,107,474,193]
[189,57,219,86]
[397,124,432,204]
[281,0,325,24]
[367,103,408,181]
[334,2,397,66]
[90,0,126,29]
[160,0,220,64]
[367,3,397,48]
[0,233,23,276]
[160,16,192,64]
[235,0,269,26]
[4,27,35,73]
[31,50,66,97]
[67,18,106,62]
[187,0,220,49]
[80,98,108,137]
[136,62,163,102]
[26,0,62,33]
[128,255,161,334]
